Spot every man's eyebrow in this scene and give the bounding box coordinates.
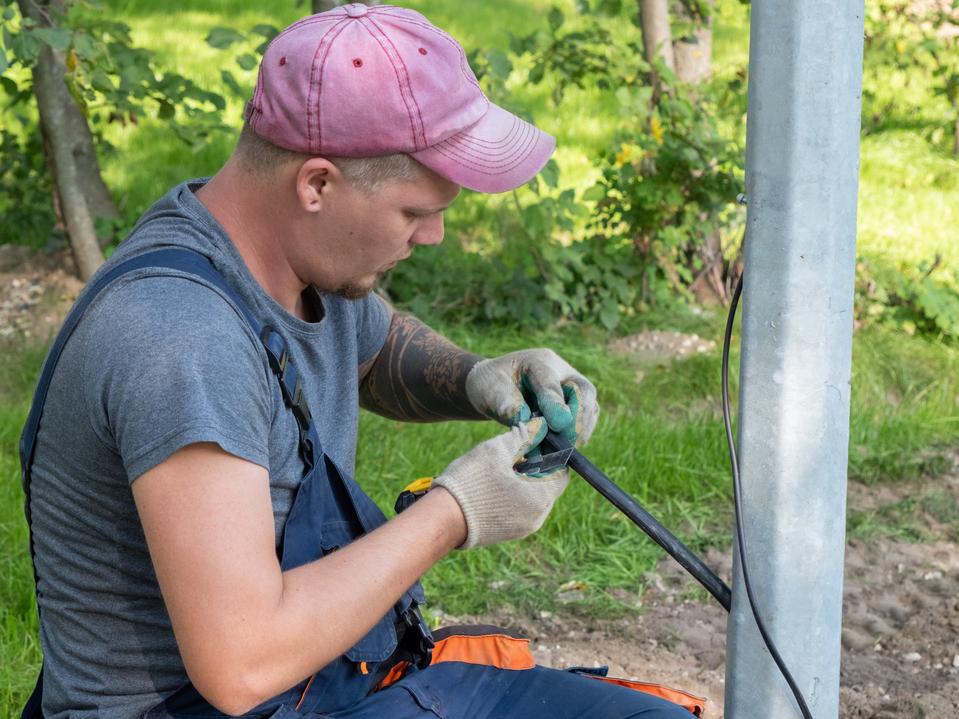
[405,202,454,215]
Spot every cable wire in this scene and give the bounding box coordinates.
[722,275,814,719]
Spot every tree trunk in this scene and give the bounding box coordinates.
[19,1,105,280]
[689,229,727,305]
[18,0,117,253]
[638,0,675,71]
[671,1,713,83]
[637,0,674,105]
[312,0,380,13]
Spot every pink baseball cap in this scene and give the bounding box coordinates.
[245,3,555,194]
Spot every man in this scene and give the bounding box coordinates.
[22,4,697,718]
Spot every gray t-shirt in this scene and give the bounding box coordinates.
[26,180,391,718]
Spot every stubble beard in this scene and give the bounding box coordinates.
[313,272,386,301]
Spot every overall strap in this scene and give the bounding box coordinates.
[20,248,261,503]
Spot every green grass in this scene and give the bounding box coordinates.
[0,344,47,717]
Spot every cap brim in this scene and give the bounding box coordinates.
[410,103,556,194]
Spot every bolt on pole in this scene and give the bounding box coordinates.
[724,1,864,717]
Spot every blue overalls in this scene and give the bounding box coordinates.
[20,249,700,719]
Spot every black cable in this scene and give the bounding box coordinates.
[540,430,732,612]
[722,276,814,719]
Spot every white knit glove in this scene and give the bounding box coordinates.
[433,419,570,550]
[465,349,599,448]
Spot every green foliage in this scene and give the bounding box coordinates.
[862,0,959,150]
[582,79,743,325]
[0,122,60,249]
[855,254,959,338]
[205,23,279,101]
[0,1,230,154]
[508,6,634,104]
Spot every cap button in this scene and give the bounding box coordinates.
[344,4,368,17]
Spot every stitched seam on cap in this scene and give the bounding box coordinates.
[437,118,534,161]
[431,126,538,175]
[311,20,350,154]
[364,17,425,150]
[249,65,266,133]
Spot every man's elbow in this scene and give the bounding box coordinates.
[187,660,282,717]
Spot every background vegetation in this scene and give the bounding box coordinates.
[2,0,959,714]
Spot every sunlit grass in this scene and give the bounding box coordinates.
[857,131,959,271]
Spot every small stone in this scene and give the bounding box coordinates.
[953,654,959,668]
[903,652,922,662]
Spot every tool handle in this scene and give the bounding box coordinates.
[543,430,732,613]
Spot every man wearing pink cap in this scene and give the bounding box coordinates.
[20,5,697,719]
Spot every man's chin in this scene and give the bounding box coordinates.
[313,273,385,301]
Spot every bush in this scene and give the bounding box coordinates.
[0,124,60,249]
[855,254,959,338]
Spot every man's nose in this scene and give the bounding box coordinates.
[412,213,445,247]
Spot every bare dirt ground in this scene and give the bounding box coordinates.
[3,248,959,719]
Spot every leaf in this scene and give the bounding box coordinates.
[594,0,622,17]
[484,49,512,79]
[11,30,40,64]
[205,26,245,50]
[220,69,243,96]
[3,5,14,21]
[599,300,619,330]
[34,27,73,51]
[73,33,97,62]
[251,24,279,42]
[158,99,175,119]
[236,53,257,71]
[548,7,565,31]
[1,76,17,94]
[539,158,560,188]
[0,51,6,75]
[508,31,530,57]
[580,182,606,205]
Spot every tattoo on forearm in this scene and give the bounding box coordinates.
[359,313,487,422]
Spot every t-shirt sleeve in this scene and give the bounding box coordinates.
[82,274,274,483]
[353,293,392,366]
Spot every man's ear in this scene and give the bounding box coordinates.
[295,157,343,213]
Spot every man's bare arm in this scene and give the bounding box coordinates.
[133,442,467,716]
[359,309,487,422]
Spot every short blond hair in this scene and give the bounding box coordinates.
[236,120,426,195]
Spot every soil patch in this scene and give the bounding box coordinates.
[0,247,82,345]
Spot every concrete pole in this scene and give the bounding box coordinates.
[724,1,864,717]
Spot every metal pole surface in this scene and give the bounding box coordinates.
[724,1,864,717]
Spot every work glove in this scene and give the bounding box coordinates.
[466,349,599,448]
[433,419,569,550]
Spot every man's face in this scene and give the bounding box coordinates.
[305,166,461,300]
